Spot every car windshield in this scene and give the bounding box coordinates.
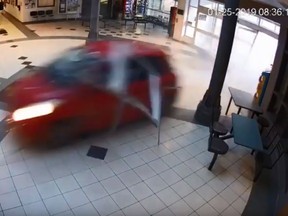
[46,47,102,86]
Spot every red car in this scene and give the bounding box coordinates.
[4,41,177,147]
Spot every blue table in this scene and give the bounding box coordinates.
[232,113,263,152]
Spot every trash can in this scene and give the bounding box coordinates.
[255,70,270,106]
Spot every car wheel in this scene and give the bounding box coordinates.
[161,95,176,116]
[45,119,80,148]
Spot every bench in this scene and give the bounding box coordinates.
[133,16,147,29]
[122,15,169,30]
[123,17,134,26]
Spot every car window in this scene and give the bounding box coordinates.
[145,56,170,76]
[127,56,170,84]
[46,48,104,86]
[127,58,149,83]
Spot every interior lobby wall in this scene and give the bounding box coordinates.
[4,0,82,22]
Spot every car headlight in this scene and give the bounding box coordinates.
[12,100,62,121]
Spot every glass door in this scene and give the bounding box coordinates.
[184,0,200,38]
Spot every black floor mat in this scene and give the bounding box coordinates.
[87,145,108,160]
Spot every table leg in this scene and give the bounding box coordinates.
[251,112,255,119]
[237,107,241,115]
[225,97,232,115]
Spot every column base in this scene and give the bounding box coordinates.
[86,31,98,44]
[194,100,221,126]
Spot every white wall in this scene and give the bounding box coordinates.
[5,0,82,22]
[4,3,22,21]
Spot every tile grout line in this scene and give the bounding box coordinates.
[1,120,251,216]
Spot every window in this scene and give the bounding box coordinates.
[148,0,161,10]
[161,0,176,12]
[260,19,278,32]
[190,0,199,7]
[46,48,102,85]
[127,58,149,82]
[127,56,170,83]
[145,56,170,75]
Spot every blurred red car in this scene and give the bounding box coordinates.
[3,41,177,147]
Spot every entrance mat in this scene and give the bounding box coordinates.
[87,145,108,160]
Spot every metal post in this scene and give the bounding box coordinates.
[87,0,100,43]
[194,0,240,126]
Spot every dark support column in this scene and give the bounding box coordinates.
[87,0,101,43]
[107,0,113,19]
[194,0,240,126]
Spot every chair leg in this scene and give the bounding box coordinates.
[208,153,218,171]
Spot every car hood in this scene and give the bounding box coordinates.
[3,69,59,110]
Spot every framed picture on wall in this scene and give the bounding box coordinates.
[37,0,55,7]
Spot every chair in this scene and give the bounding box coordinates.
[251,122,278,155]
[37,10,45,20]
[257,115,270,134]
[30,11,38,20]
[207,109,229,170]
[211,121,229,138]
[208,133,229,170]
[254,135,285,181]
[45,10,54,18]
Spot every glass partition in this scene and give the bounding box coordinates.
[184,0,280,39]
[147,0,176,12]
[147,0,161,10]
[238,13,260,24]
[260,19,278,32]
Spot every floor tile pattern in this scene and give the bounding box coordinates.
[0,13,278,216]
[0,118,253,216]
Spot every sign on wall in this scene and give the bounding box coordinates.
[38,0,55,7]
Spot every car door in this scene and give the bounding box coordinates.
[121,54,176,124]
[120,56,151,124]
[77,59,121,132]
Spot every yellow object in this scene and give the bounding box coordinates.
[255,75,266,101]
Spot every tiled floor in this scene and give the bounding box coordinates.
[0,13,279,216]
[0,118,253,216]
[0,14,26,42]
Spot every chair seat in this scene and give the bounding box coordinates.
[209,137,229,155]
[257,116,270,128]
[212,122,228,136]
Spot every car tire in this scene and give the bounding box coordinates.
[45,119,80,149]
[161,95,176,116]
